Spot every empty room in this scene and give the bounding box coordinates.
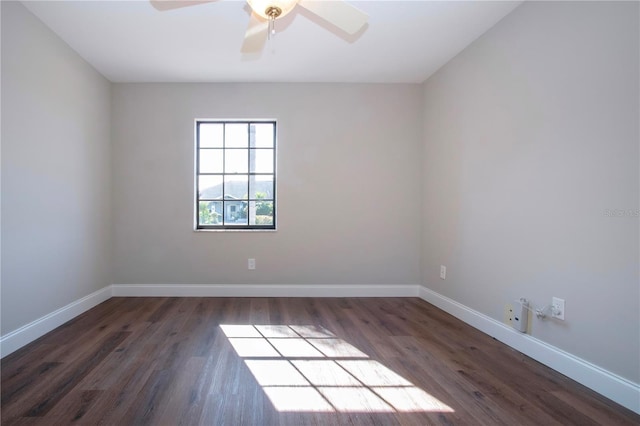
[1,0,639,424]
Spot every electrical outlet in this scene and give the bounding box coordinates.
[248,258,256,270]
[503,303,514,325]
[552,297,565,320]
[440,265,446,280]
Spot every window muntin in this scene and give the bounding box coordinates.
[196,120,276,229]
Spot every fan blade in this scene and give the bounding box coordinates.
[241,13,269,53]
[150,0,216,12]
[297,0,368,35]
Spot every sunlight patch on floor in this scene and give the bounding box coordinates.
[220,324,262,338]
[261,387,334,412]
[319,386,395,412]
[307,338,369,358]
[245,360,310,386]
[221,324,455,414]
[372,387,455,412]
[337,360,413,387]
[255,325,300,338]
[268,338,325,357]
[291,360,361,386]
[227,338,281,357]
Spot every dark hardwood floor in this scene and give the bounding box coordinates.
[1,297,638,425]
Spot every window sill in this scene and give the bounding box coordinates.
[194,228,277,233]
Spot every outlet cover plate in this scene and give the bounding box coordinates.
[552,297,565,320]
[503,303,514,325]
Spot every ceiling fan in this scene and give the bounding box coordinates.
[150,0,368,53]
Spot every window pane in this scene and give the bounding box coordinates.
[225,149,248,173]
[249,200,274,226]
[199,175,223,199]
[196,120,276,230]
[199,201,222,225]
[224,175,248,200]
[250,176,274,199]
[200,149,223,173]
[250,149,274,173]
[251,123,274,148]
[224,201,248,225]
[226,123,248,148]
[199,123,224,148]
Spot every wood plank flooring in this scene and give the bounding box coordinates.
[1,297,638,425]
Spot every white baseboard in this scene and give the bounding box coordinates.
[111,284,419,298]
[0,285,112,358]
[418,285,640,415]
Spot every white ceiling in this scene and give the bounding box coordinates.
[22,0,522,83]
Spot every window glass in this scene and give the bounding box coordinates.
[196,121,276,229]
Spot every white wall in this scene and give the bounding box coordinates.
[422,1,639,383]
[1,1,112,334]
[112,83,422,287]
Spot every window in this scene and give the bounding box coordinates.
[196,120,276,230]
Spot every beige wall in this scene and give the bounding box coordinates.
[422,1,639,382]
[1,2,112,334]
[111,83,423,286]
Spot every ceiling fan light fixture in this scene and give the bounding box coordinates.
[247,0,298,20]
[265,6,282,19]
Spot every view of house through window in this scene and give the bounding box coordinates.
[196,120,276,229]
